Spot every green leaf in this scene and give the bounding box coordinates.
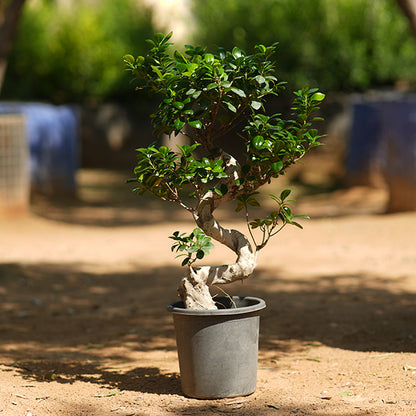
[271,161,284,173]
[235,202,245,212]
[154,33,166,43]
[232,46,244,59]
[249,219,262,229]
[282,206,293,221]
[204,53,215,64]
[181,257,190,266]
[186,63,198,73]
[174,118,185,130]
[256,44,267,54]
[251,100,262,110]
[311,92,325,102]
[145,38,156,47]
[151,65,163,79]
[188,119,203,129]
[231,87,246,98]
[280,189,291,201]
[224,101,237,113]
[187,245,199,254]
[123,54,135,66]
[214,184,228,196]
[136,56,145,65]
[252,135,264,149]
[247,198,260,207]
[174,50,188,63]
[173,101,184,110]
[206,82,217,91]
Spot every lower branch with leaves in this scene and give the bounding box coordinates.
[170,185,305,309]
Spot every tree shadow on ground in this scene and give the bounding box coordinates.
[252,269,416,353]
[5,360,385,415]
[8,361,182,395]
[0,262,179,359]
[1,262,415,356]
[0,261,415,399]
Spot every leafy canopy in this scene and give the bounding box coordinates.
[123,32,286,143]
[124,32,324,204]
[124,32,325,262]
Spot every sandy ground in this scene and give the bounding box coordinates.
[0,169,415,416]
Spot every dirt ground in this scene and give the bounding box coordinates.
[0,168,415,416]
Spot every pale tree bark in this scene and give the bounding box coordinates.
[396,0,416,36]
[0,0,27,93]
[179,151,258,310]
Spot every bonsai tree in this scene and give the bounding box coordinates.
[124,32,325,310]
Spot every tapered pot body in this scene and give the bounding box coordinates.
[168,296,266,399]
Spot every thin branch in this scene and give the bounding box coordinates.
[244,204,258,249]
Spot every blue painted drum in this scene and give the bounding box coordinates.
[0,102,79,196]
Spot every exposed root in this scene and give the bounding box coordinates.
[179,268,217,310]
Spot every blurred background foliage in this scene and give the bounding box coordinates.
[1,0,157,104]
[191,0,416,92]
[2,0,416,103]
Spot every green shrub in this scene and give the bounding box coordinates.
[2,0,157,103]
[191,0,416,91]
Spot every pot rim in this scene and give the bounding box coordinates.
[167,296,266,316]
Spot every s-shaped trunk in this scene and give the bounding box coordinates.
[179,155,257,310]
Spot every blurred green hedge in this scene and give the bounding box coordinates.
[2,0,157,103]
[191,0,416,92]
[3,0,416,103]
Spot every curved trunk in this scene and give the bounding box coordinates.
[179,153,257,310]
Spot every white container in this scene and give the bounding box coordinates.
[0,114,29,216]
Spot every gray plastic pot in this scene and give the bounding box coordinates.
[167,296,266,399]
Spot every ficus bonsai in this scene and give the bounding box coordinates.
[124,32,325,310]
